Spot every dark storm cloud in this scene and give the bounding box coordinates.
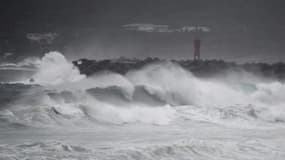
[1,0,285,62]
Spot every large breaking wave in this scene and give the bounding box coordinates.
[1,51,285,127]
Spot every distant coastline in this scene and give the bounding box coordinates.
[73,58,285,81]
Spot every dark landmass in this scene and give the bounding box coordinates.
[73,58,285,81]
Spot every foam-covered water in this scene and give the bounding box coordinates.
[0,52,285,159]
[1,138,285,160]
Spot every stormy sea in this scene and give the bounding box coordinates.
[0,52,285,160]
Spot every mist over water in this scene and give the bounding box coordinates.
[1,52,285,159]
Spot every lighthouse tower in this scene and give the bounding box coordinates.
[193,37,201,61]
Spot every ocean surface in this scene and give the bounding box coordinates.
[0,52,285,160]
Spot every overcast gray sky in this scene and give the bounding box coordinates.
[1,0,285,62]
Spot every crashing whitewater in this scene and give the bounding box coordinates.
[0,51,285,160]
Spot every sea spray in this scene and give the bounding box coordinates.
[33,51,85,85]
